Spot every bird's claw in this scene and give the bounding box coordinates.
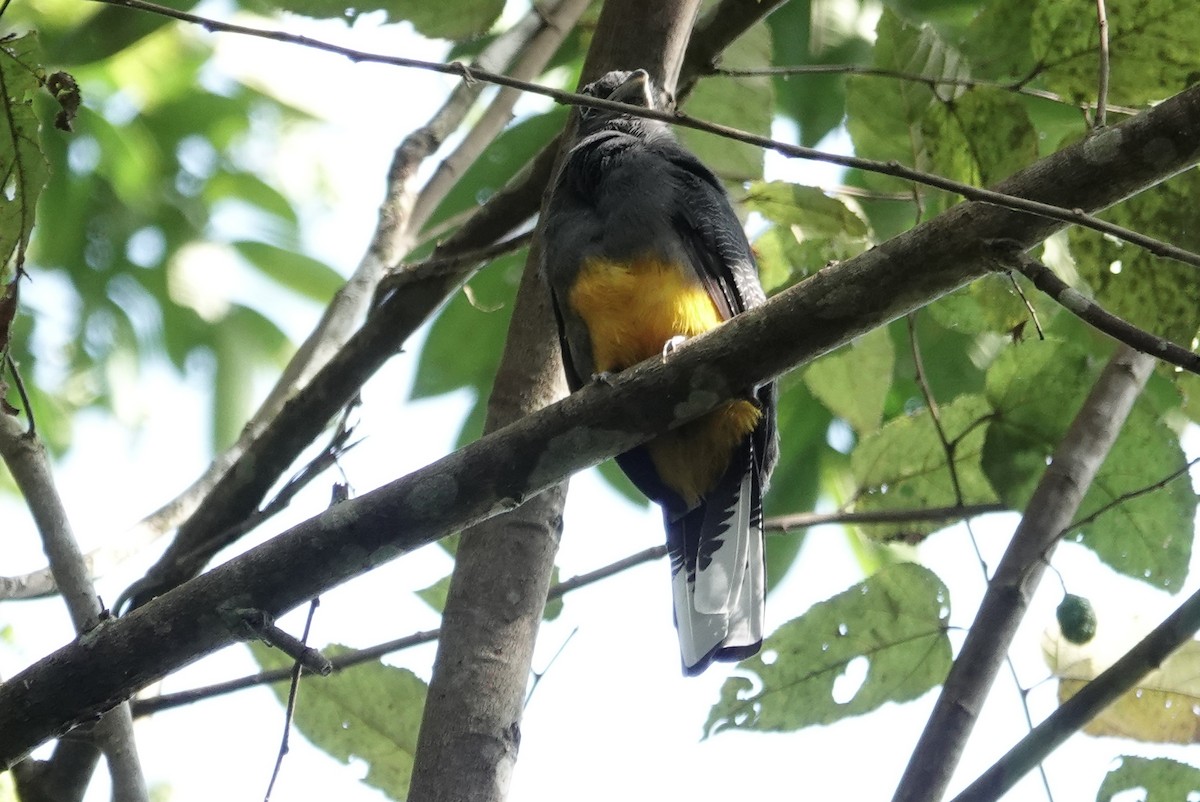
[662,335,688,362]
[590,371,617,386]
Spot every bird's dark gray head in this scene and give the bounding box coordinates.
[576,69,666,138]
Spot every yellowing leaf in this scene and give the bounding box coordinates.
[1043,624,1200,744]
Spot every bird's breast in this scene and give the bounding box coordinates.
[567,254,759,506]
[568,254,723,373]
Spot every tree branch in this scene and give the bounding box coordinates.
[1,83,1197,768]
[0,415,148,802]
[951,579,1200,802]
[115,0,584,612]
[891,345,1157,802]
[96,0,794,611]
[91,0,1200,268]
[997,248,1200,376]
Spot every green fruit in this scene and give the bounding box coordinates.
[1056,594,1097,644]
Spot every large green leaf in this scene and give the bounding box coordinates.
[410,249,523,402]
[1032,0,1200,106]
[233,241,345,303]
[804,326,894,435]
[1069,168,1200,346]
[766,0,873,147]
[251,642,426,802]
[744,181,871,291]
[1097,757,1200,801]
[1,33,51,272]
[242,0,503,39]
[851,393,999,542]
[982,340,1196,591]
[678,21,773,183]
[423,108,567,234]
[705,563,951,736]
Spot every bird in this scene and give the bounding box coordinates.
[540,69,778,675]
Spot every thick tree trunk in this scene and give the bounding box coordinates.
[405,3,703,800]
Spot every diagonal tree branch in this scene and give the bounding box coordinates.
[951,578,1200,802]
[1,82,1197,768]
[891,344,1157,802]
[91,0,797,611]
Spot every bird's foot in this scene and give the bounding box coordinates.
[661,334,688,362]
[590,371,617,386]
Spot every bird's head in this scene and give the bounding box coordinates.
[576,69,666,138]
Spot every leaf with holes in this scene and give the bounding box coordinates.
[1097,756,1200,801]
[704,563,950,736]
[1,33,50,273]
[1043,630,1200,744]
[251,642,426,801]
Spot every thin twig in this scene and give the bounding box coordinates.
[374,231,535,305]
[525,627,578,708]
[1094,0,1110,128]
[715,64,1140,118]
[1063,456,1200,536]
[263,598,320,802]
[5,352,34,435]
[90,0,1200,270]
[997,247,1200,376]
[1007,273,1045,340]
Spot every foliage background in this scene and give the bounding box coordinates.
[2,0,1200,800]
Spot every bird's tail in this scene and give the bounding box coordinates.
[667,441,765,676]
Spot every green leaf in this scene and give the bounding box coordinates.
[1069,169,1200,346]
[1097,757,1200,801]
[921,87,1039,187]
[423,109,567,234]
[415,575,451,613]
[745,183,870,291]
[204,172,299,227]
[851,393,999,541]
[983,340,1196,591]
[233,241,345,304]
[762,378,834,588]
[1032,0,1200,106]
[804,327,895,435]
[704,563,951,736]
[1,33,51,271]
[743,181,869,239]
[959,0,1038,81]
[247,0,503,39]
[213,304,291,449]
[678,22,773,183]
[251,642,426,801]
[410,250,523,400]
[926,272,1055,336]
[845,9,959,204]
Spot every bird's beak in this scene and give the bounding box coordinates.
[611,69,653,109]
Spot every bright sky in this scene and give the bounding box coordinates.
[3,4,1200,802]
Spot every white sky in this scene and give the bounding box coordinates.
[3,4,1200,802]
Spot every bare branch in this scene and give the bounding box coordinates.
[0,415,148,802]
[891,345,1157,802]
[1094,0,1111,128]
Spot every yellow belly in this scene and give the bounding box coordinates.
[568,255,760,506]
